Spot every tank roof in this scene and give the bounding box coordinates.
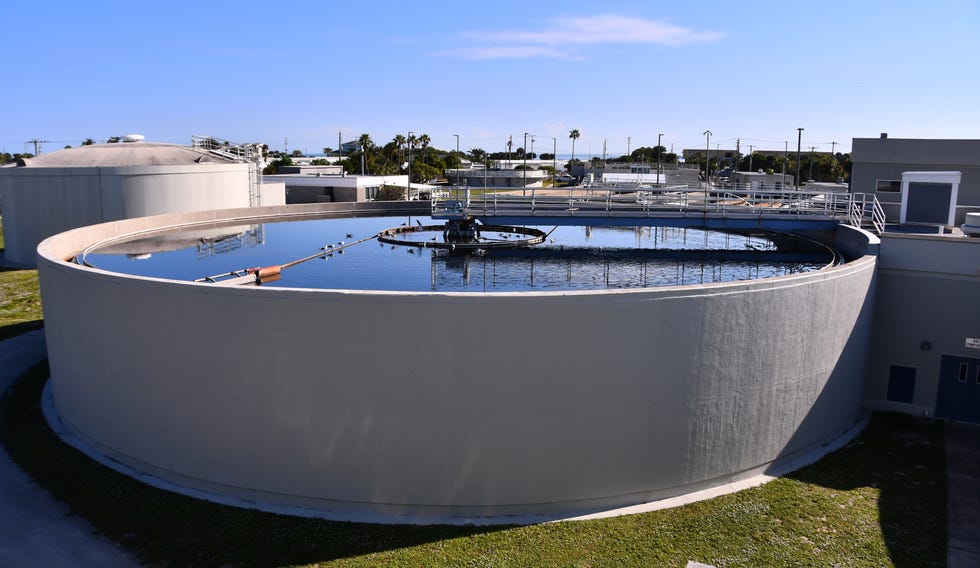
[15,142,238,167]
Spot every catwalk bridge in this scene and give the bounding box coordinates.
[431,184,885,234]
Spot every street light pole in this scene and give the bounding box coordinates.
[809,146,816,181]
[703,130,712,184]
[657,133,663,186]
[523,132,528,197]
[407,130,413,201]
[796,127,804,189]
[703,130,712,209]
[551,137,557,187]
[453,133,463,205]
[782,141,788,189]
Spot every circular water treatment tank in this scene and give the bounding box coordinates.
[37,202,877,524]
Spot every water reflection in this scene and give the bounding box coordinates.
[82,216,833,292]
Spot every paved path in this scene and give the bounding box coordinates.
[0,330,138,567]
[947,421,980,568]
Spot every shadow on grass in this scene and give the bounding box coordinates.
[0,319,43,342]
[0,361,507,567]
[784,412,946,567]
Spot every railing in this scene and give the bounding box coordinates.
[191,135,262,162]
[431,184,884,232]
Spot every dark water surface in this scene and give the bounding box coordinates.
[82,216,832,292]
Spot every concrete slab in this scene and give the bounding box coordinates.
[947,422,980,568]
[0,331,138,567]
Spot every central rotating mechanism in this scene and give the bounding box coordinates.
[377,218,549,250]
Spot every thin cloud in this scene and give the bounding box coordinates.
[447,14,723,60]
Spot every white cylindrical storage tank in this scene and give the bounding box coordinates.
[36,204,880,524]
[0,142,252,266]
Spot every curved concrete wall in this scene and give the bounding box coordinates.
[36,203,878,522]
[0,163,250,265]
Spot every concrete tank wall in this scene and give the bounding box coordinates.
[36,204,877,522]
[0,163,251,265]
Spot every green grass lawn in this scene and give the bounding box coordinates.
[0,358,946,568]
[0,218,43,339]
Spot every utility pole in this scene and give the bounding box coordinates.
[284,137,288,155]
[747,145,754,175]
[796,128,804,189]
[26,139,50,155]
[627,136,631,159]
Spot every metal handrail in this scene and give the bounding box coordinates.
[433,185,865,220]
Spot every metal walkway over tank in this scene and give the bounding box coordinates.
[431,184,885,234]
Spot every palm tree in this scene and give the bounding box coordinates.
[357,133,373,175]
[392,134,406,162]
[418,134,431,164]
[569,129,580,161]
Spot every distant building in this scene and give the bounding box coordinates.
[681,148,738,161]
[276,165,343,175]
[262,172,411,203]
[444,168,548,188]
[339,140,362,155]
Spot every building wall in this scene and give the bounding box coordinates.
[37,204,877,522]
[865,233,980,417]
[448,169,547,188]
[265,174,408,204]
[0,163,251,265]
[259,182,286,206]
[850,137,980,224]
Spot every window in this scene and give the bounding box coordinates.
[960,363,969,382]
[365,186,379,201]
[876,180,901,192]
[886,365,916,403]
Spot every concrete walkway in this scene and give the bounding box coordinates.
[0,330,138,567]
[947,421,980,567]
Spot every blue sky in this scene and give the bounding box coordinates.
[2,0,978,157]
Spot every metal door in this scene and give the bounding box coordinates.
[936,355,980,423]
